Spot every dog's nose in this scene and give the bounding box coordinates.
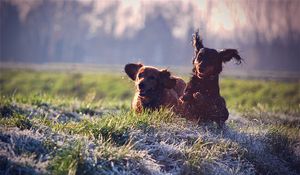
[139,83,145,89]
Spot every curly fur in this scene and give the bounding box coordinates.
[125,63,186,113]
[179,32,243,126]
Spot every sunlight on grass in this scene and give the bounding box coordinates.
[0,69,299,174]
[1,69,299,115]
[49,141,83,175]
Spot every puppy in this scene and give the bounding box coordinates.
[125,63,186,113]
[180,31,242,126]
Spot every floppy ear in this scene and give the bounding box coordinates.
[218,49,242,64]
[159,69,176,89]
[124,63,143,80]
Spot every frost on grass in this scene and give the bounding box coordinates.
[0,103,299,175]
[130,121,256,175]
[0,127,50,174]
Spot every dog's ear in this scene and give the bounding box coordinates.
[159,69,176,89]
[192,30,204,64]
[218,49,242,64]
[192,30,204,51]
[124,63,143,80]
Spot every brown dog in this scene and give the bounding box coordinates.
[125,63,186,113]
[180,31,242,126]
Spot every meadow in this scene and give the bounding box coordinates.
[0,68,299,175]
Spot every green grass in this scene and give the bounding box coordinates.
[0,68,299,174]
[0,69,132,100]
[49,141,83,175]
[220,78,300,114]
[42,109,175,145]
[1,69,298,114]
[0,112,32,130]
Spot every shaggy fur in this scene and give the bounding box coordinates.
[125,63,186,113]
[180,31,242,126]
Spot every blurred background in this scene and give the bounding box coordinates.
[1,2,300,175]
[0,0,300,72]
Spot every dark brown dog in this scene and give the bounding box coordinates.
[125,63,186,113]
[180,31,242,126]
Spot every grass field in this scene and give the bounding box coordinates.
[0,68,299,175]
